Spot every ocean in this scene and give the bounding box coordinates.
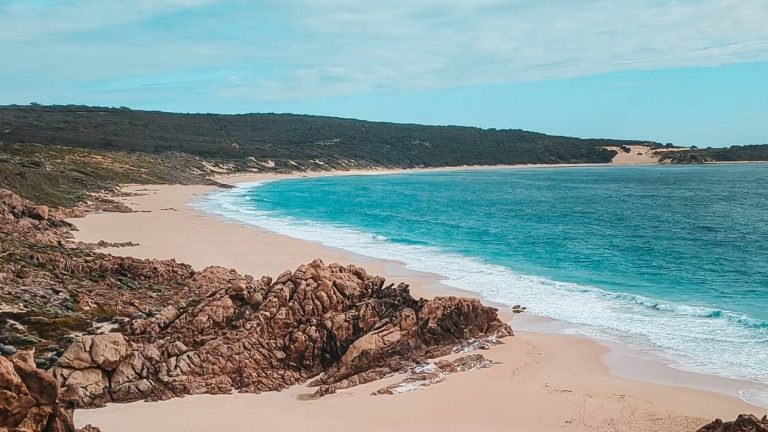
[195,164,768,405]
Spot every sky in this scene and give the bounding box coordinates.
[1,0,767,147]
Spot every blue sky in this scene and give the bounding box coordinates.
[1,0,767,147]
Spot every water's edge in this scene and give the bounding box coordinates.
[191,173,768,409]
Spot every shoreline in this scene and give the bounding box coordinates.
[69,166,765,431]
[210,159,768,183]
[200,167,768,407]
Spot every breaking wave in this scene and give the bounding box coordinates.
[193,180,768,407]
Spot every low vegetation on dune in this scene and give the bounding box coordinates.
[659,144,768,163]
[0,143,230,207]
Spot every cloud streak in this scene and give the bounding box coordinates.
[1,0,768,105]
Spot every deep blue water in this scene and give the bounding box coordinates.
[196,164,768,403]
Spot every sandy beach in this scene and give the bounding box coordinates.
[68,170,762,431]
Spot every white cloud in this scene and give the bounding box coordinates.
[0,0,216,41]
[1,0,768,103]
[278,0,768,87]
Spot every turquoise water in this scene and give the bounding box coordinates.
[196,164,768,403]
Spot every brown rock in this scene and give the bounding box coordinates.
[373,364,444,395]
[29,205,50,221]
[0,356,35,428]
[697,414,768,432]
[56,338,94,370]
[312,367,393,396]
[89,333,129,370]
[0,188,75,244]
[0,353,78,432]
[58,368,109,408]
[372,354,495,396]
[13,364,59,406]
[435,353,494,373]
[52,259,512,407]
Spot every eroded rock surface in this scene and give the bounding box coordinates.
[0,352,99,432]
[1,187,512,432]
[0,188,216,367]
[50,259,511,407]
[370,353,495,396]
[698,415,768,432]
[0,189,75,245]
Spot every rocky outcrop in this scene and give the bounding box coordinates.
[0,187,132,246]
[50,334,130,407]
[49,259,511,408]
[0,233,202,367]
[697,415,768,432]
[0,186,218,368]
[74,240,140,251]
[308,294,508,389]
[0,351,100,432]
[58,194,134,219]
[370,353,494,396]
[0,189,75,245]
[1,187,513,431]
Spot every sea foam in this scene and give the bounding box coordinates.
[193,180,768,407]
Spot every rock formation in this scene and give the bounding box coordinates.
[697,415,768,432]
[0,188,219,368]
[0,189,75,245]
[1,187,512,431]
[370,353,494,396]
[50,260,511,407]
[74,240,140,251]
[0,351,99,432]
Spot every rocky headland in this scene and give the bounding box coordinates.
[0,188,512,431]
[0,187,764,431]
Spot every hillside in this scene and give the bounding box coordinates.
[0,143,229,207]
[1,104,766,207]
[0,104,649,166]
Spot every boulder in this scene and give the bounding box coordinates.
[56,334,129,371]
[89,333,129,370]
[56,338,94,370]
[697,414,768,432]
[0,352,84,432]
[52,260,512,407]
[58,368,110,408]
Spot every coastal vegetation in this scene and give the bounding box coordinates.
[0,104,765,431]
[1,104,766,207]
[0,143,223,207]
[658,144,768,163]
[0,104,637,165]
